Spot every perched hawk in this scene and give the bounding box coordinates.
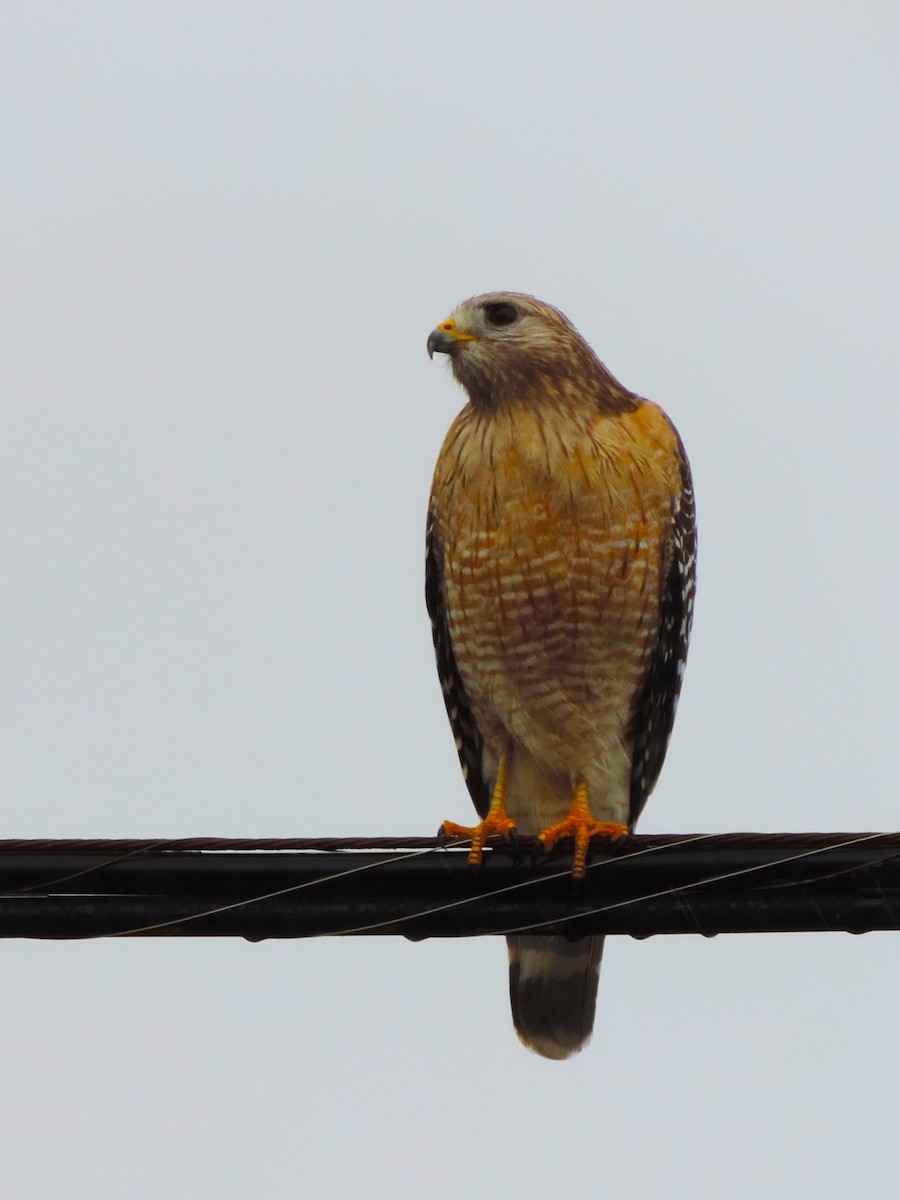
[426,293,696,1059]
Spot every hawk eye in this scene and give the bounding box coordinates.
[484,302,518,327]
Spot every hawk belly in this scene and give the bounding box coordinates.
[433,402,674,835]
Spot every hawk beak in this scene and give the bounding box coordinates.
[427,319,475,359]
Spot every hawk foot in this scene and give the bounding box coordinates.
[538,818,628,880]
[440,815,517,867]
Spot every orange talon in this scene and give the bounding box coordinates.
[537,782,628,879]
[441,752,516,867]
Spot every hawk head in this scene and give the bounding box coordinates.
[427,292,634,413]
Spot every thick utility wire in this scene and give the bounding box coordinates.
[1,833,899,940]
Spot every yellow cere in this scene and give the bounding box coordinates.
[441,318,475,343]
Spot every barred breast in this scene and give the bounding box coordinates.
[429,398,681,832]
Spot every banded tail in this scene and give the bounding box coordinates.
[507,933,603,1060]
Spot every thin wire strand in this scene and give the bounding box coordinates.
[9,841,179,894]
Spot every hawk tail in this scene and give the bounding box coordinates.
[507,934,603,1060]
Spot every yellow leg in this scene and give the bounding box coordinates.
[441,752,516,866]
[537,782,628,879]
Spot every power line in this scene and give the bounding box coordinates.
[0,832,899,940]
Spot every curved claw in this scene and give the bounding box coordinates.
[437,822,464,846]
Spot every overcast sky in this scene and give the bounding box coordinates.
[2,3,899,1197]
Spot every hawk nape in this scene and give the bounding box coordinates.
[425,292,696,1060]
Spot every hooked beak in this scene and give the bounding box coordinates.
[426,328,454,359]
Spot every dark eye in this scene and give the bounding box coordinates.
[484,302,518,327]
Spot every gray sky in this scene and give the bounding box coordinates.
[3,3,899,1197]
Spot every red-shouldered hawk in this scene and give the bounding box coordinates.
[426,293,696,1060]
